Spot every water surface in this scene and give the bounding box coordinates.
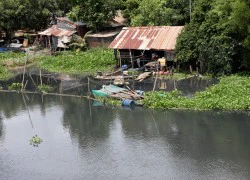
[0,92,250,179]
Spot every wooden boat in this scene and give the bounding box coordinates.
[92,85,143,100]
[94,75,133,80]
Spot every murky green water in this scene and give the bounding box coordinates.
[0,92,250,179]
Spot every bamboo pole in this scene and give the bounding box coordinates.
[21,51,28,91]
[40,69,42,85]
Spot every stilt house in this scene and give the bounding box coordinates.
[109,26,184,68]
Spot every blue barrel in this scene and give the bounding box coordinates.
[121,99,135,106]
[121,64,128,70]
[135,90,144,96]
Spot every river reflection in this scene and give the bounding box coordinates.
[0,92,250,179]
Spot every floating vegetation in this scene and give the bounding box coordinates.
[37,84,52,94]
[8,83,23,91]
[97,97,121,106]
[159,72,192,80]
[39,47,115,74]
[0,66,12,80]
[29,135,43,147]
[0,52,26,61]
[143,75,250,110]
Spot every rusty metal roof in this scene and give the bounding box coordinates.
[38,25,76,37]
[109,26,184,51]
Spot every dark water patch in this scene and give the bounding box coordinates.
[0,92,249,179]
[129,76,218,96]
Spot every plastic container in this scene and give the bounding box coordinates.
[121,99,135,106]
[135,90,144,96]
[121,64,128,70]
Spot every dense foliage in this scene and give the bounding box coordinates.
[123,0,190,26]
[0,0,72,39]
[68,0,123,32]
[39,48,116,74]
[176,0,250,75]
[143,75,250,110]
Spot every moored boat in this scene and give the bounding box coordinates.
[92,85,143,100]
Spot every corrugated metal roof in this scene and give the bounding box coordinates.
[38,25,76,37]
[109,26,184,51]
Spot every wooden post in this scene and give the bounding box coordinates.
[21,50,28,91]
[87,77,90,93]
[119,50,122,69]
[40,70,42,85]
[153,72,158,92]
[48,36,52,55]
[129,49,134,68]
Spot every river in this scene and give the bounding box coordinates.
[0,92,250,179]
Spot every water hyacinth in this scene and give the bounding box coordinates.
[29,135,43,147]
[143,75,250,110]
[39,47,115,74]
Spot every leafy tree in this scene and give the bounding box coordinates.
[0,0,71,40]
[67,0,123,32]
[176,0,250,75]
[123,0,190,26]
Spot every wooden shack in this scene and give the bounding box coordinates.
[109,26,184,68]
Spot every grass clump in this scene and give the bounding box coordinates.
[143,75,250,110]
[39,47,116,74]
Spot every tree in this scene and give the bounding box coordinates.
[67,0,123,32]
[123,0,190,26]
[176,0,250,75]
[0,0,71,40]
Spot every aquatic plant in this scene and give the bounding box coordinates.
[159,72,192,80]
[29,135,43,147]
[97,97,121,106]
[8,83,23,91]
[39,47,116,74]
[0,66,12,80]
[37,84,52,94]
[143,75,250,110]
[0,52,25,61]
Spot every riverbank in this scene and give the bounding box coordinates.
[143,74,250,110]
